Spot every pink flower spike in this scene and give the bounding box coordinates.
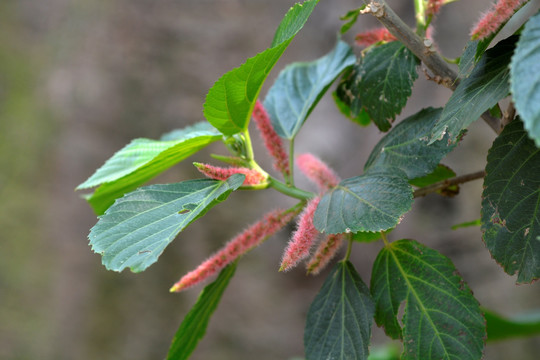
[355,27,396,47]
[171,208,297,292]
[194,162,267,186]
[280,197,321,271]
[306,234,345,275]
[470,0,524,40]
[252,100,290,176]
[296,153,340,191]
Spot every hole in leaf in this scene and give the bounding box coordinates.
[397,300,407,329]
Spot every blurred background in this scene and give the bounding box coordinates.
[1,0,539,359]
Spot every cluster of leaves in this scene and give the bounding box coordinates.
[77,0,540,359]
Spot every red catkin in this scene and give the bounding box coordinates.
[355,27,397,47]
[306,234,345,275]
[252,100,290,176]
[194,162,266,186]
[470,0,524,39]
[296,153,340,191]
[171,208,297,292]
[280,197,321,271]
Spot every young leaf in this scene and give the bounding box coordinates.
[313,168,413,234]
[510,11,540,146]
[365,108,456,180]
[371,239,485,360]
[481,119,540,283]
[304,261,375,360]
[430,36,517,144]
[409,164,456,188]
[339,7,365,35]
[264,40,356,139]
[78,122,222,215]
[89,175,244,273]
[484,307,540,342]
[203,0,319,136]
[356,42,419,131]
[167,262,237,360]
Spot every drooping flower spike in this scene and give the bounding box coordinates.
[252,100,290,177]
[296,153,340,191]
[470,0,525,40]
[194,162,267,186]
[170,208,298,292]
[280,197,321,271]
[306,233,346,275]
[355,27,397,47]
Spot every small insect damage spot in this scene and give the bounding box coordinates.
[138,250,151,254]
[524,227,530,237]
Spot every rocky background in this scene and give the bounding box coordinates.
[1,0,539,359]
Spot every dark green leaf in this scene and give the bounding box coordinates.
[430,36,517,144]
[458,40,478,78]
[356,42,419,131]
[334,63,370,126]
[481,119,540,283]
[203,0,319,136]
[89,175,244,272]
[484,308,540,342]
[78,122,222,215]
[510,11,540,146]
[365,108,456,179]
[313,168,413,234]
[167,263,237,360]
[371,239,485,360]
[305,261,374,360]
[409,164,456,188]
[265,40,356,139]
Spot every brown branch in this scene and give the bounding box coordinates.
[413,170,486,198]
[362,1,502,134]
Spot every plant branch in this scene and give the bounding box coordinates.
[361,1,502,134]
[413,170,486,198]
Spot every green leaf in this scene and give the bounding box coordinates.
[313,168,413,234]
[430,36,517,144]
[78,122,222,215]
[356,42,419,131]
[304,261,375,360]
[89,175,244,272]
[352,231,382,243]
[371,239,485,360]
[484,308,540,342]
[511,11,540,146]
[481,119,540,283]
[203,0,319,136]
[365,108,456,180]
[334,64,371,126]
[458,40,478,78]
[339,7,365,35]
[409,164,456,188]
[451,219,481,230]
[167,263,237,360]
[264,40,356,139]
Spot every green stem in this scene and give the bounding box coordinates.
[268,176,315,200]
[243,130,255,162]
[380,231,389,246]
[343,238,353,261]
[413,0,426,33]
[288,138,295,186]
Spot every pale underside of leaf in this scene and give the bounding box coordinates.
[510,11,540,146]
[89,175,244,273]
